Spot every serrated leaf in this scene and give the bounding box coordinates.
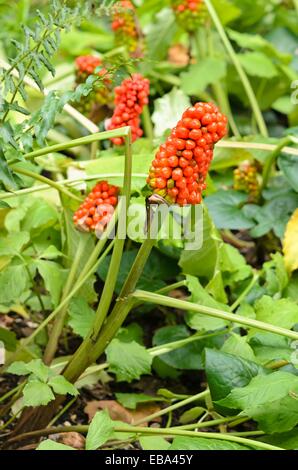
[26,359,49,382]
[106,339,152,382]
[238,52,278,78]
[48,375,78,396]
[85,410,114,450]
[283,209,298,274]
[7,361,30,376]
[68,297,95,339]
[181,58,226,95]
[23,380,55,407]
[254,295,298,331]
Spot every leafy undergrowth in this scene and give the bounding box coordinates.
[0,0,298,452]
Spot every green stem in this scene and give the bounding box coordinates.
[132,290,298,341]
[204,0,268,137]
[7,424,283,451]
[261,136,292,190]
[11,167,82,202]
[142,105,154,146]
[175,416,238,430]
[48,396,78,427]
[133,390,209,426]
[90,132,132,340]
[230,273,259,311]
[43,236,87,365]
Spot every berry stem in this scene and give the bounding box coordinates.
[204,0,268,138]
[10,166,82,203]
[261,136,292,191]
[131,290,298,340]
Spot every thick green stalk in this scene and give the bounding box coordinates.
[89,132,132,339]
[204,0,268,137]
[132,290,298,341]
[6,424,283,451]
[11,167,82,202]
[43,237,87,365]
[261,136,292,190]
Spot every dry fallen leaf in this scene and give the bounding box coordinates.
[283,208,298,273]
[84,400,161,427]
[168,44,189,67]
[57,432,85,450]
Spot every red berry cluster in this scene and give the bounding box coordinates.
[147,102,228,206]
[111,1,144,58]
[171,0,208,32]
[107,73,150,145]
[73,181,119,235]
[74,55,112,120]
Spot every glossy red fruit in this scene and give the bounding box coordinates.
[73,182,119,235]
[107,74,150,145]
[147,101,228,205]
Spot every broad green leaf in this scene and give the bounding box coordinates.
[213,0,241,25]
[7,361,31,376]
[106,339,152,382]
[283,208,298,274]
[249,333,293,365]
[37,439,75,451]
[185,275,228,331]
[221,334,256,362]
[116,323,144,345]
[205,349,267,411]
[68,297,95,339]
[278,154,298,193]
[48,375,78,396]
[151,88,191,138]
[170,436,250,450]
[217,371,298,433]
[115,393,162,410]
[254,295,298,331]
[259,429,298,450]
[181,58,226,95]
[85,410,114,450]
[145,8,176,61]
[23,380,55,407]
[205,190,255,230]
[22,199,58,236]
[0,231,30,257]
[35,260,64,307]
[263,253,288,297]
[139,436,171,451]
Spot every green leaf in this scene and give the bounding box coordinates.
[0,327,17,352]
[85,410,114,450]
[152,88,191,138]
[139,436,171,451]
[0,231,30,257]
[146,8,176,62]
[22,198,58,236]
[238,52,278,78]
[48,375,78,396]
[181,58,226,95]
[205,349,267,411]
[254,295,298,331]
[7,361,31,376]
[37,439,75,451]
[25,359,49,382]
[153,325,205,370]
[217,371,298,433]
[258,429,298,450]
[249,333,293,365]
[35,260,63,307]
[205,190,255,230]
[170,436,250,450]
[185,275,228,331]
[221,334,256,362]
[0,265,30,305]
[115,393,162,410]
[278,153,298,192]
[68,297,95,339]
[0,157,21,191]
[106,339,152,382]
[23,380,55,407]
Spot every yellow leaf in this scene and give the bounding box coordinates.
[283,208,298,273]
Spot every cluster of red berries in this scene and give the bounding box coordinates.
[147,102,228,206]
[73,181,119,236]
[111,1,144,58]
[74,55,112,121]
[234,161,260,202]
[107,73,150,145]
[171,0,208,32]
